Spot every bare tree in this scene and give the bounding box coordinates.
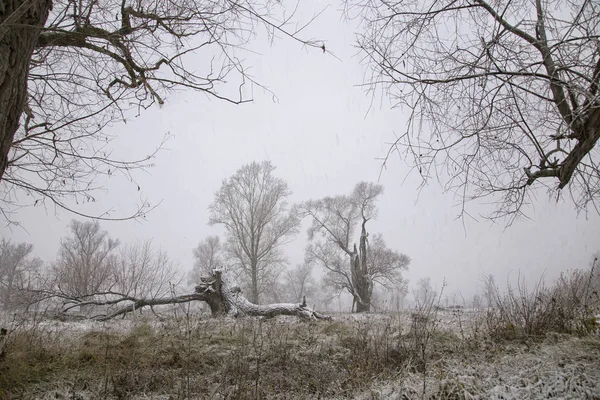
[0,238,42,309]
[471,293,484,309]
[391,286,409,311]
[301,182,410,312]
[414,277,436,308]
[189,235,223,287]
[111,240,180,299]
[281,263,316,303]
[481,274,498,308]
[1,1,325,222]
[209,161,300,303]
[51,219,119,298]
[351,0,600,220]
[33,239,181,317]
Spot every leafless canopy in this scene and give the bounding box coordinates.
[51,219,119,298]
[350,0,600,220]
[282,262,316,303]
[1,0,323,223]
[0,239,42,309]
[27,220,180,318]
[301,182,410,312]
[111,239,179,299]
[367,233,410,289]
[189,235,223,286]
[209,161,300,303]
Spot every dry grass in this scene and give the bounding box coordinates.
[0,303,598,399]
[1,313,419,399]
[485,268,600,339]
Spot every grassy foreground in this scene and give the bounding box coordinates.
[1,310,599,399]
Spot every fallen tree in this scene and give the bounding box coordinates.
[194,269,331,320]
[28,269,331,321]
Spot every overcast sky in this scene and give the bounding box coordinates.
[4,1,600,302]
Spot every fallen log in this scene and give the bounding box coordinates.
[48,268,330,321]
[196,269,331,320]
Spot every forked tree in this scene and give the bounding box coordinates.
[0,1,323,222]
[301,182,410,312]
[350,0,600,220]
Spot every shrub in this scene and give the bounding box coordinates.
[485,267,599,339]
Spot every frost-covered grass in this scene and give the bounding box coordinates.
[358,333,600,399]
[1,308,598,399]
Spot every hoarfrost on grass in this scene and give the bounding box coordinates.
[2,309,599,399]
[358,332,600,400]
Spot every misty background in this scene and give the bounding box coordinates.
[3,1,599,306]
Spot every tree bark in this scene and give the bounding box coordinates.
[199,269,331,320]
[94,294,208,321]
[0,0,52,182]
[557,108,600,189]
[351,220,372,313]
[0,327,6,361]
[250,259,259,304]
[51,269,331,321]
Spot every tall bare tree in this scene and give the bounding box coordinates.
[51,219,119,297]
[413,277,436,308]
[209,161,300,303]
[281,263,316,303]
[1,1,324,222]
[189,235,223,286]
[111,239,180,299]
[481,274,498,308]
[0,238,42,309]
[301,182,410,312]
[350,0,600,220]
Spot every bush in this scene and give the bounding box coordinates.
[485,267,599,339]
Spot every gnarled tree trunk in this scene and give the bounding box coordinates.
[0,0,52,182]
[196,269,331,320]
[351,219,373,313]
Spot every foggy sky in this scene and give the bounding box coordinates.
[4,1,600,303]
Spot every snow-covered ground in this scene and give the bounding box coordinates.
[358,333,600,399]
[2,310,599,399]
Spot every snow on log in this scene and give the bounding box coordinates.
[95,293,208,321]
[195,268,332,320]
[47,268,331,321]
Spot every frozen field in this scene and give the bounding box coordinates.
[1,310,599,399]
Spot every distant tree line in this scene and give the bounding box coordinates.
[1,160,413,316]
[1,220,179,315]
[193,160,411,312]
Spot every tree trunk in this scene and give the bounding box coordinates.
[0,327,7,361]
[350,220,373,313]
[51,269,331,321]
[2,270,14,308]
[557,108,600,188]
[355,294,371,312]
[202,269,330,320]
[250,259,259,304]
[0,0,51,182]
